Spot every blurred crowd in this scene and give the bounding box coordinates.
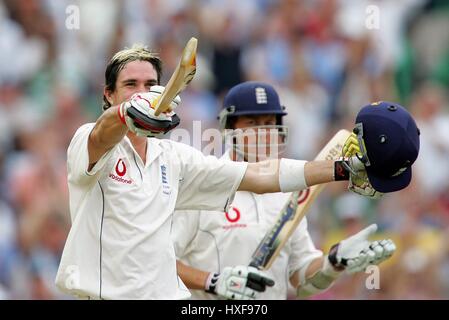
[1,0,449,299]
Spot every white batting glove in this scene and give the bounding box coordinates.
[205,265,275,300]
[346,157,384,199]
[326,224,396,274]
[335,157,383,199]
[117,85,181,137]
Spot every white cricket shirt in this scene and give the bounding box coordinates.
[55,123,247,299]
[171,152,323,300]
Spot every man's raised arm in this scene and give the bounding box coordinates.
[88,106,128,169]
[238,159,344,194]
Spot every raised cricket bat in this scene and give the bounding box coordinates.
[249,129,351,270]
[154,37,198,116]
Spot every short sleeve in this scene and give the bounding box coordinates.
[172,143,248,212]
[67,123,118,185]
[170,210,201,259]
[288,218,323,277]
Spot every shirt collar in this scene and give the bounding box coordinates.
[146,138,163,165]
[122,135,162,167]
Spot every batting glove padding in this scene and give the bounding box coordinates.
[118,86,181,137]
[339,133,384,198]
[205,266,275,300]
[342,133,361,158]
[345,157,384,199]
[327,224,396,274]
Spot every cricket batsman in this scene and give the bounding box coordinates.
[172,82,419,299]
[55,43,419,299]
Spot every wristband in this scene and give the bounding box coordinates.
[205,272,220,294]
[327,244,346,272]
[323,243,346,276]
[117,103,127,125]
[334,160,350,181]
[279,159,308,192]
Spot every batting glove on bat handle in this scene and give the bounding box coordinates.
[117,86,181,137]
[205,265,275,300]
[327,224,396,274]
[334,157,383,199]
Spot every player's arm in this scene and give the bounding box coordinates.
[176,260,274,300]
[88,106,128,169]
[240,131,387,198]
[176,260,210,290]
[289,224,396,299]
[238,159,342,194]
[289,255,340,298]
[88,86,181,170]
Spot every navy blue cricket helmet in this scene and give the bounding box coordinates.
[354,101,420,193]
[218,82,287,130]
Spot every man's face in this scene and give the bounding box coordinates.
[232,114,284,162]
[105,60,158,106]
[233,114,277,129]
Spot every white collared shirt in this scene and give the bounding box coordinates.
[55,123,247,300]
[171,152,322,300]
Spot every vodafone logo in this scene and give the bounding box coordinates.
[297,188,310,205]
[109,158,133,184]
[225,207,241,223]
[115,159,127,176]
